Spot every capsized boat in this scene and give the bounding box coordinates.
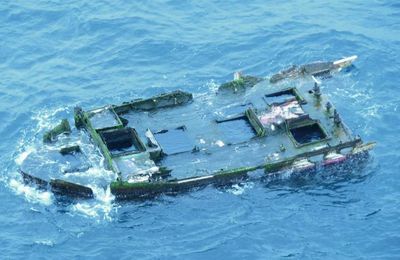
[19,55,374,200]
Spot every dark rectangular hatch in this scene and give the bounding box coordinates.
[289,122,327,145]
[100,127,145,155]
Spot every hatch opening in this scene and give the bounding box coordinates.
[100,127,145,155]
[289,122,327,145]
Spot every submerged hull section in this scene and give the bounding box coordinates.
[270,55,358,83]
[19,55,374,200]
[19,170,94,199]
[19,144,373,201]
[110,145,373,200]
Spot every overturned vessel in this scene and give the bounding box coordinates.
[19,55,374,200]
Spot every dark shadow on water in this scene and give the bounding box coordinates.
[342,64,357,73]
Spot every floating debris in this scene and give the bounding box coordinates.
[270,55,357,83]
[20,56,374,200]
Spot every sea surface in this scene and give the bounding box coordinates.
[0,1,399,259]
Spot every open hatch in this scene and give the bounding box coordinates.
[288,119,329,146]
[100,127,145,156]
[264,87,306,105]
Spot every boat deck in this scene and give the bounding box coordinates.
[113,79,354,181]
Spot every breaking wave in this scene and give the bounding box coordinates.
[3,107,118,221]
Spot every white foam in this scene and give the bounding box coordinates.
[8,179,53,206]
[31,107,69,133]
[227,182,254,196]
[34,240,55,247]
[14,146,35,165]
[214,140,225,147]
[9,107,122,221]
[206,79,219,93]
[70,186,117,221]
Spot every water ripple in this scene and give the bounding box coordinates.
[0,0,399,258]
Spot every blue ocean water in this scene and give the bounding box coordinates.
[0,0,399,258]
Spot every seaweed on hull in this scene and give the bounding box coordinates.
[218,72,263,93]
